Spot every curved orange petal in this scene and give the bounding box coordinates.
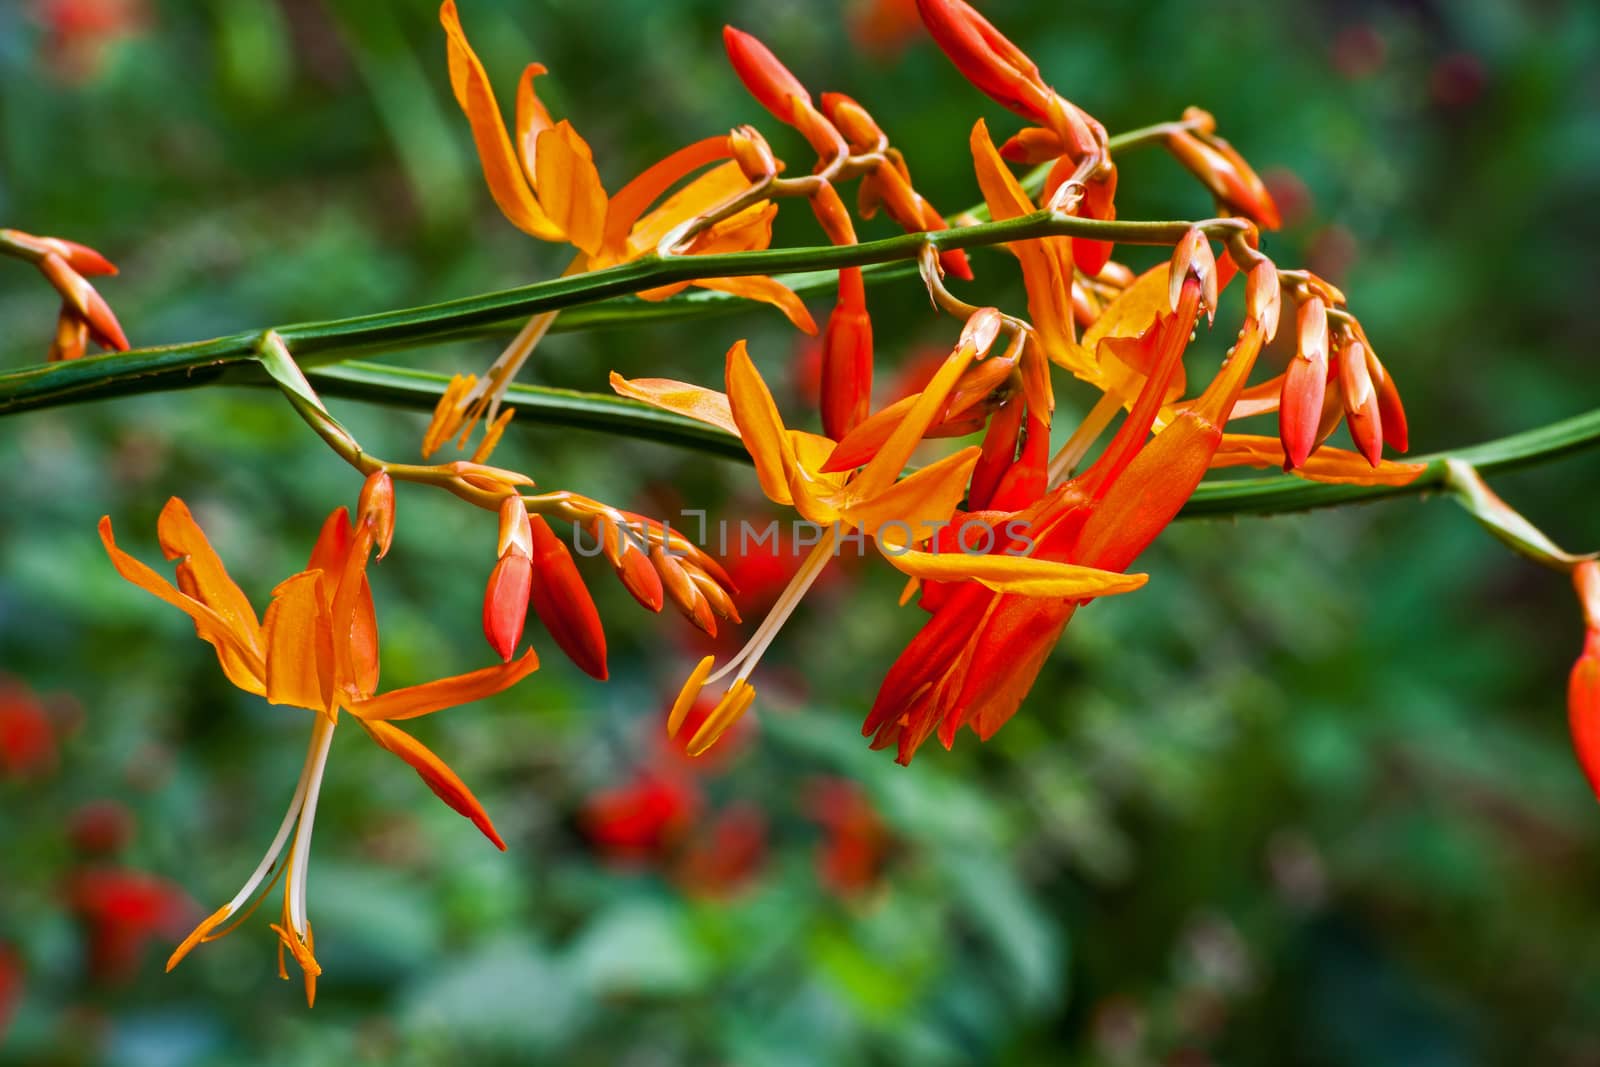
[969,120,1076,367]
[359,719,507,850]
[609,371,737,435]
[725,340,801,506]
[842,447,980,545]
[884,547,1147,598]
[534,120,608,256]
[440,1,564,241]
[157,498,262,649]
[347,649,539,723]
[625,160,752,254]
[514,62,555,182]
[1210,434,1427,486]
[262,571,336,713]
[691,275,817,334]
[100,516,265,695]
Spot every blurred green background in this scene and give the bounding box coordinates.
[3,0,1600,1064]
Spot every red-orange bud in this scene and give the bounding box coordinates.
[1164,128,1282,231]
[1246,259,1282,342]
[1279,297,1330,469]
[1169,227,1218,318]
[728,125,778,182]
[528,515,608,680]
[1338,339,1383,467]
[820,267,874,440]
[810,182,858,246]
[482,554,533,662]
[723,25,812,124]
[988,409,1049,510]
[356,471,396,559]
[1569,563,1600,802]
[821,92,884,150]
[915,0,1054,124]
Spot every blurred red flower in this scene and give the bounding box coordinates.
[65,868,192,981]
[580,771,701,863]
[804,778,893,897]
[0,681,56,779]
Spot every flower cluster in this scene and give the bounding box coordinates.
[60,0,1598,1005]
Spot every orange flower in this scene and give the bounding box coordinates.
[100,477,537,1004]
[617,316,1143,757]
[865,276,1265,763]
[439,1,812,332]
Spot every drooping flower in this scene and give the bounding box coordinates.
[100,478,538,1003]
[865,273,1264,763]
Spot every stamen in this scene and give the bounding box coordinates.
[286,717,337,938]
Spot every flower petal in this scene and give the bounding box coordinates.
[440,0,564,241]
[534,120,609,257]
[883,548,1147,599]
[603,136,731,254]
[100,516,265,695]
[347,649,539,722]
[843,447,980,545]
[1210,434,1427,486]
[359,719,507,850]
[157,498,262,650]
[725,340,801,507]
[692,276,818,334]
[262,571,336,713]
[609,372,737,435]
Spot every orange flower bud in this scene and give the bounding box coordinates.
[496,494,534,559]
[1569,563,1600,802]
[37,252,128,351]
[1068,161,1117,276]
[357,471,396,559]
[1338,339,1383,467]
[528,515,608,679]
[809,182,858,246]
[652,545,718,637]
[1279,297,1330,469]
[615,541,666,612]
[728,125,778,182]
[1245,259,1282,342]
[1364,340,1409,454]
[820,92,884,150]
[482,553,533,662]
[47,302,88,363]
[1168,227,1218,318]
[1164,128,1282,230]
[820,267,874,440]
[915,0,1055,125]
[722,26,812,124]
[960,306,1004,355]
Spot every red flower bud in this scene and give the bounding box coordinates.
[723,25,811,124]
[528,515,608,679]
[820,267,874,440]
[1279,297,1330,469]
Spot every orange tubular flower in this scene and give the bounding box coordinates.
[1570,562,1600,802]
[100,477,537,1004]
[615,318,1142,757]
[820,266,874,440]
[865,275,1266,764]
[439,2,813,332]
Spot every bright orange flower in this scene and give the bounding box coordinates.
[439,1,813,333]
[865,276,1265,763]
[100,478,537,1004]
[616,317,1143,757]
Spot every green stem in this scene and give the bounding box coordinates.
[0,211,1221,417]
[294,361,1600,521]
